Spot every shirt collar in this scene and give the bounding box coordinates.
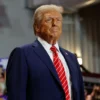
[37,37,60,52]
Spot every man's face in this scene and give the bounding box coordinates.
[36,10,62,43]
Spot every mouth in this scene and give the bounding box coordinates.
[51,28,58,32]
[52,30,58,32]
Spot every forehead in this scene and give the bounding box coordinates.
[42,10,62,18]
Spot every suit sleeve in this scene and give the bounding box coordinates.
[74,55,85,100]
[6,48,28,100]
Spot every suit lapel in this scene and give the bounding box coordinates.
[60,47,77,99]
[32,40,62,87]
[60,47,76,78]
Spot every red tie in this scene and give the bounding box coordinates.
[50,46,70,100]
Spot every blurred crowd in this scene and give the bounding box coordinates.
[0,65,7,100]
[85,85,100,100]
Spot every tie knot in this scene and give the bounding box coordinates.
[50,46,57,53]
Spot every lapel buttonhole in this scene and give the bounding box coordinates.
[65,52,68,55]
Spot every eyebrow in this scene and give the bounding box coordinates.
[45,16,62,19]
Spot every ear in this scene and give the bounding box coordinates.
[34,24,40,33]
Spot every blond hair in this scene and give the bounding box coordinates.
[33,4,63,34]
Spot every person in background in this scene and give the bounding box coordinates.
[0,83,7,100]
[0,65,7,100]
[0,65,4,83]
[86,85,100,100]
[6,4,85,100]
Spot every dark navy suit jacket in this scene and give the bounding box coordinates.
[6,40,85,100]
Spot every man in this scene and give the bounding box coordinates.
[6,4,85,100]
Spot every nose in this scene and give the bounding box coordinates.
[52,19,57,26]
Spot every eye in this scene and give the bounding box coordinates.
[56,18,62,22]
[45,18,52,22]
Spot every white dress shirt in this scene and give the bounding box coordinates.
[37,37,72,99]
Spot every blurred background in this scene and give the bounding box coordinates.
[0,0,100,99]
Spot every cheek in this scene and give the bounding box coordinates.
[43,25,51,32]
[41,27,49,33]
